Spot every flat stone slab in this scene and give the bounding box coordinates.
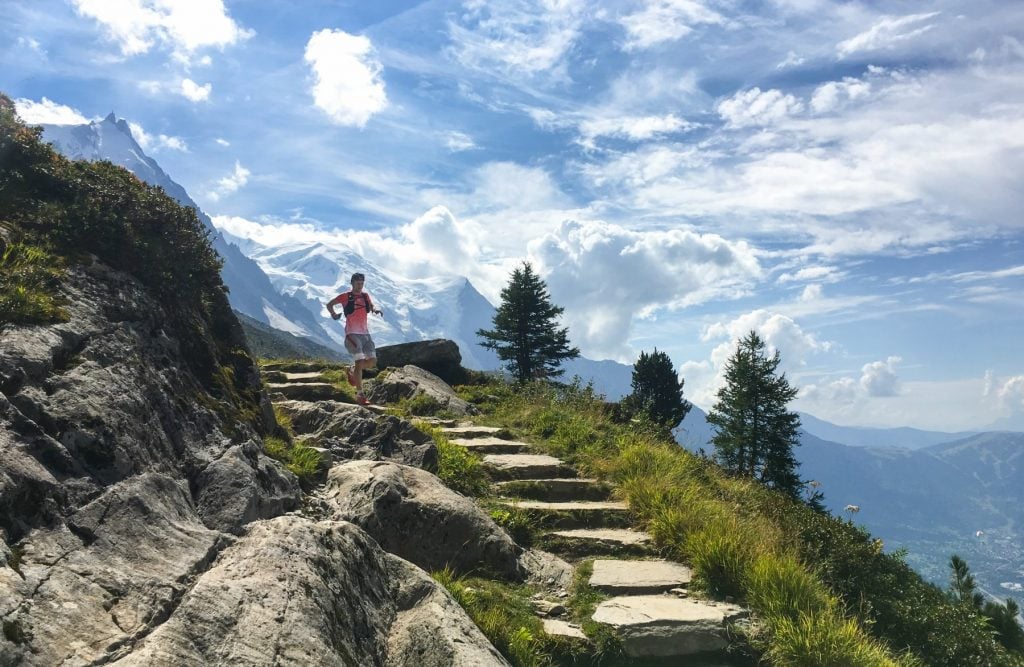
[442,425,506,438]
[495,478,613,502]
[494,500,632,529]
[482,454,575,481]
[451,437,531,454]
[542,618,588,641]
[590,560,692,594]
[592,595,747,658]
[266,382,350,402]
[283,371,325,382]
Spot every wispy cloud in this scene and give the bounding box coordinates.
[68,0,252,60]
[717,87,804,128]
[304,29,387,127]
[618,0,724,51]
[446,0,587,78]
[837,12,941,59]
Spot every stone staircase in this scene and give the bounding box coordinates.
[441,423,750,662]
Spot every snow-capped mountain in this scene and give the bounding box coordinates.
[237,240,501,370]
[39,114,335,350]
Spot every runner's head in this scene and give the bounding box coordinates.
[351,272,365,290]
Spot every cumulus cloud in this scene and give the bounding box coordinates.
[304,29,387,127]
[985,371,1024,415]
[180,78,211,102]
[837,12,941,59]
[447,0,586,77]
[682,309,831,407]
[859,356,902,397]
[13,97,90,125]
[717,87,804,128]
[619,0,724,51]
[207,161,250,202]
[810,77,871,114]
[69,0,252,59]
[527,220,761,359]
[127,121,187,152]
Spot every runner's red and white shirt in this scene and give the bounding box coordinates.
[336,290,374,335]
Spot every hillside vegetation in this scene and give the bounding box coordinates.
[0,93,263,428]
[441,379,1023,666]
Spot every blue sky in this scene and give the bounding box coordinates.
[3,0,1024,431]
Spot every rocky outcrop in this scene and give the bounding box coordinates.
[368,365,478,417]
[323,460,525,580]
[0,262,301,663]
[274,399,438,471]
[108,516,508,666]
[376,339,464,384]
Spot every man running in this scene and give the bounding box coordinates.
[326,272,383,406]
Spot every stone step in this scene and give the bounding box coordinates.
[482,454,576,481]
[492,499,632,529]
[591,595,747,659]
[283,371,327,383]
[451,437,531,455]
[495,478,614,502]
[540,528,655,559]
[266,382,350,403]
[261,361,340,373]
[441,425,507,439]
[542,618,588,641]
[589,559,692,595]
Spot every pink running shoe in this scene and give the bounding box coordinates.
[355,394,370,406]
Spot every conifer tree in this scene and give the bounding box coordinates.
[623,349,691,430]
[707,330,802,499]
[477,261,579,382]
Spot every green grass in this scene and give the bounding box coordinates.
[263,435,321,486]
[486,502,539,548]
[418,424,491,497]
[0,240,68,326]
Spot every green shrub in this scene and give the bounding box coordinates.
[405,392,444,416]
[763,611,901,667]
[746,553,833,622]
[488,505,537,548]
[0,240,67,326]
[263,435,321,486]
[686,520,758,599]
[419,425,490,497]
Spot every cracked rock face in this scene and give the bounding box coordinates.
[367,365,479,417]
[274,399,438,472]
[0,263,300,663]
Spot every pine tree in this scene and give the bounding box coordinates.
[707,330,802,499]
[623,349,691,430]
[477,262,580,382]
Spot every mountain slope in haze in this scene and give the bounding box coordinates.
[235,310,345,362]
[797,411,978,449]
[39,115,336,350]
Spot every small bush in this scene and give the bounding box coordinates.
[263,435,321,486]
[746,553,832,622]
[763,611,901,667]
[405,392,444,416]
[687,520,758,599]
[488,505,537,548]
[419,425,490,497]
[0,240,68,326]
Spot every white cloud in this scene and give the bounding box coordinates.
[619,0,724,51]
[447,0,586,77]
[776,50,805,69]
[717,88,804,128]
[180,78,211,102]
[685,309,832,407]
[810,77,871,114]
[304,29,387,127]
[443,131,477,152]
[837,12,941,59]
[127,121,187,152]
[215,138,230,147]
[13,97,90,125]
[800,284,823,301]
[859,356,902,397]
[777,265,843,284]
[69,0,252,59]
[528,220,762,360]
[578,113,697,148]
[988,373,1024,414]
[207,161,250,202]
[17,36,46,56]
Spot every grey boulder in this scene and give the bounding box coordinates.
[367,365,478,417]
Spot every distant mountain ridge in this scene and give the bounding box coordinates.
[797,411,978,449]
[39,114,336,351]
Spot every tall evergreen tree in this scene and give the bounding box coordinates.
[707,330,802,499]
[477,262,579,382]
[623,349,691,430]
